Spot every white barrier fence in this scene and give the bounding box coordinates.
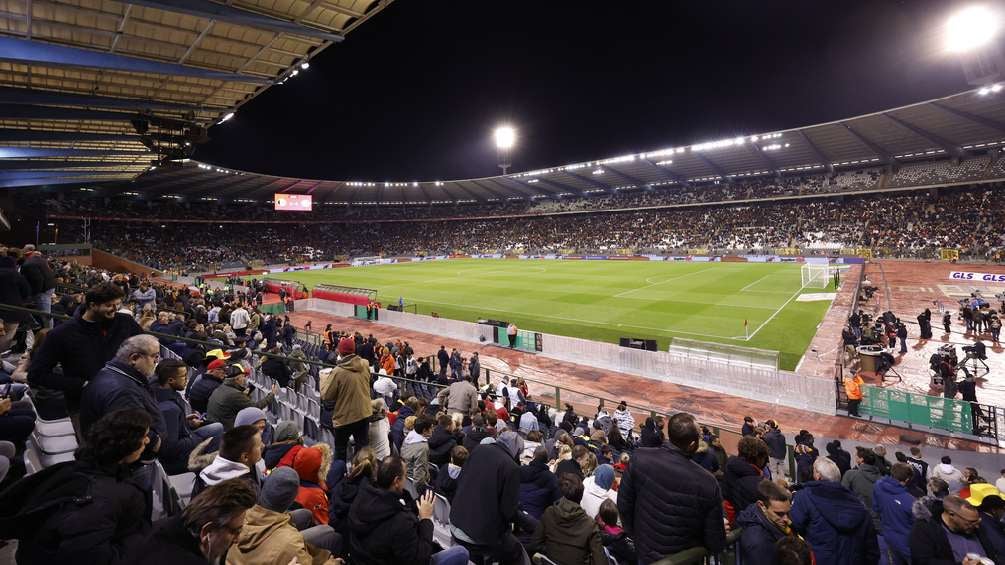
[303,298,836,415]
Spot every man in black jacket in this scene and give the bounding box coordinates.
[618,412,726,564]
[27,283,141,426]
[450,432,523,564]
[19,248,56,329]
[0,255,32,352]
[349,455,470,565]
[910,494,999,564]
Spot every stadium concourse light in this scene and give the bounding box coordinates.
[945,5,1000,53]
[494,125,516,174]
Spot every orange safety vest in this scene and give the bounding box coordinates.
[844,375,864,400]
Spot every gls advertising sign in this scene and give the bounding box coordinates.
[949,271,1005,282]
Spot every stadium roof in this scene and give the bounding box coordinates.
[0,0,392,189]
[114,85,1005,203]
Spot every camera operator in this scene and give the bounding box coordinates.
[917,309,933,340]
[943,311,952,335]
[895,321,907,355]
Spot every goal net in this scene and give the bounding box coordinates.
[801,263,830,289]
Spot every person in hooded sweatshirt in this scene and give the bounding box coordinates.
[737,479,799,565]
[321,337,372,460]
[348,455,470,565]
[519,445,562,520]
[226,467,336,565]
[428,413,461,466]
[528,472,609,565]
[931,455,966,494]
[581,464,618,519]
[191,424,263,499]
[293,443,333,526]
[826,439,852,477]
[790,457,879,565]
[402,417,433,493]
[872,463,916,565]
[435,445,468,502]
[841,447,882,515]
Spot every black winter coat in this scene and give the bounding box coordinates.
[910,514,1000,565]
[617,444,726,564]
[723,456,764,516]
[19,255,55,294]
[0,263,32,323]
[736,502,790,565]
[762,429,786,460]
[330,474,369,535]
[450,442,521,544]
[428,425,459,466]
[348,483,435,565]
[79,360,165,459]
[519,459,562,520]
[188,373,223,414]
[27,311,141,408]
[129,515,210,565]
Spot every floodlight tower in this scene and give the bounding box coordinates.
[945,5,1004,86]
[494,125,516,174]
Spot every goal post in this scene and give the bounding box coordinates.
[801,263,830,289]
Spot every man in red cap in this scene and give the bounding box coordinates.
[321,337,373,460]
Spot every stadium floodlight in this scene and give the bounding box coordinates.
[494,125,516,150]
[946,5,1000,53]
[300,61,310,70]
[219,112,235,124]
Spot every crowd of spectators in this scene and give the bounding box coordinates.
[1,249,1005,564]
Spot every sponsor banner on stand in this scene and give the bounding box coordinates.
[949,271,1005,283]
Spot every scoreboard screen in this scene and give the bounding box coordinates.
[274,193,312,211]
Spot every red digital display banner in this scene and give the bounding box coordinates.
[274,193,312,211]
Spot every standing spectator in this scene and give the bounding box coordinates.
[724,436,771,522]
[790,457,879,565]
[448,348,462,378]
[910,495,999,564]
[468,351,481,386]
[639,415,665,447]
[872,463,916,565]
[28,283,140,423]
[321,337,372,460]
[896,322,908,354]
[618,412,726,564]
[78,335,164,454]
[826,440,852,477]
[226,466,338,565]
[436,374,479,416]
[844,374,864,417]
[192,424,264,498]
[0,254,32,352]
[873,445,892,477]
[528,473,608,565]
[793,442,819,484]
[131,281,157,311]
[372,369,398,405]
[205,363,277,430]
[737,480,797,565]
[506,322,518,348]
[437,345,449,376]
[841,447,882,512]
[612,401,635,440]
[349,455,470,565]
[154,358,224,474]
[135,478,257,565]
[1,409,152,564]
[763,419,787,479]
[932,456,966,494]
[230,302,250,337]
[19,248,56,328]
[450,427,524,564]
[906,447,929,493]
[741,416,756,437]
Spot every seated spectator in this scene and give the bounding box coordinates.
[264,420,304,469]
[596,499,637,564]
[136,478,257,565]
[235,406,271,445]
[435,444,469,502]
[260,346,292,388]
[518,408,540,436]
[1,409,152,564]
[330,447,378,536]
[293,443,333,526]
[521,429,543,464]
[227,466,339,564]
[556,444,588,479]
[529,472,608,565]
[790,457,879,565]
[581,463,618,519]
[428,413,460,466]
[0,391,36,454]
[403,417,433,492]
[971,486,1005,560]
[153,358,224,474]
[910,494,1000,564]
[367,398,391,460]
[737,480,796,565]
[187,358,228,414]
[193,424,264,498]
[205,363,277,430]
[462,412,492,453]
[348,455,470,565]
[520,445,562,520]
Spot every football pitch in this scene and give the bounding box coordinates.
[267,259,835,370]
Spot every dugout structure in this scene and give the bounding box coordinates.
[263,279,308,299]
[313,284,378,306]
[669,337,780,370]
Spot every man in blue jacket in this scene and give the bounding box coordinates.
[153,358,224,474]
[737,479,798,565]
[790,457,879,565]
[872,463,916,565]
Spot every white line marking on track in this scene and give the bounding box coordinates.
[614,267,718,298]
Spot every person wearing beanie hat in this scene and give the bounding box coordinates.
[321,336,372,460]
[227,466,338,565]
[581,464,619,519]
[293,443,333,527]
[264,420,304,470]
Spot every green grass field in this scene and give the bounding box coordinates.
[266,259,835,370]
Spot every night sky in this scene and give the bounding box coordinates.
[196,0,971,181]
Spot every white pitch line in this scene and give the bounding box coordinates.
[739,273,774,292]
[613,267,717,298]
[742,282,808,341]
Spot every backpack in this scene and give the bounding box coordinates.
[0,462,95,541]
